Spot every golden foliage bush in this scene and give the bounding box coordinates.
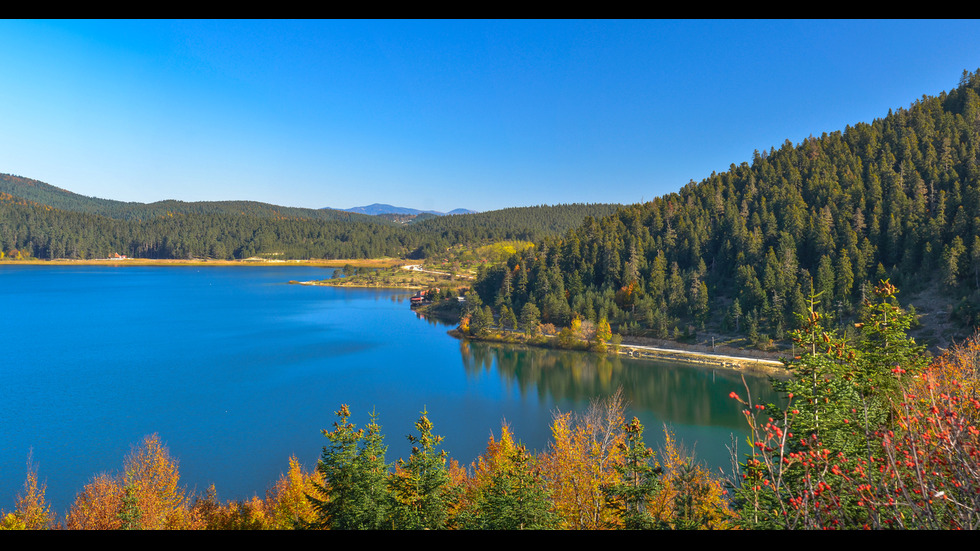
[0,459,53,530]
[648,426,734,529]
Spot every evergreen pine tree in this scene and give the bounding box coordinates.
[307,405,392,530]
[118,481,141,530]
[389,409,451,530]
[604,417,662,529]
[519,302,541,336]
[468,444,557,530]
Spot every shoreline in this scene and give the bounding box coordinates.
[291,264,463,291]
[292,280,424,290]
[614,342,787,375]
[9,258,787,374]
[446,328,788,376]
[0,257,406,268]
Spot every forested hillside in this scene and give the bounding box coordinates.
[0,177,621,260]
[473,69,980,344]
[0,173,378,223]
[405,203,624,258]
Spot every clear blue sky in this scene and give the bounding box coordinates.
[2,20,979,213]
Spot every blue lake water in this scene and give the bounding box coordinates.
[0,265,777,515]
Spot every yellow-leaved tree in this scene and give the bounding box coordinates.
[648,426,734,529]
[264,455,322,529]
[1,456,53,530]
[121,433,187,529]
[541,390,626,529]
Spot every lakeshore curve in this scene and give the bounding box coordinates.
[614,343,786,375]
[447,327,788,376]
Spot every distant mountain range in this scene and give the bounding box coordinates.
[332,203,478,216]
[0,174,479,222]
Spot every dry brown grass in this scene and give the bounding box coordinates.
[2,257,406,268]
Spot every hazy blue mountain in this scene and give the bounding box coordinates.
[334,203,476,216]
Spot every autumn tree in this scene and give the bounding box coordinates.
[648,426,733,529]
[264,456,322,529]
[591,317,612,353]
[187,486,268,530]
[121,434,187,529]
[541,390,626,529]
[65,473,124,530]
[0,513,26,530]
[3,456,53,530]
[455,424,557,530]
[64,433,188,530]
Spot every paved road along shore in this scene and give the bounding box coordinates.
[616,342,786,375]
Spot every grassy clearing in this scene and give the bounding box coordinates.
[300,264,465,290]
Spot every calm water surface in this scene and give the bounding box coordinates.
[0,265,778,514]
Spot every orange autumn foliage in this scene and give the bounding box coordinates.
[66,433,191,530]
[907,333,980,418]
[186,457,323,530]
[444,458,470,525]
[648,426,734,529]
[187,487,269,530]
[65,473,124,530]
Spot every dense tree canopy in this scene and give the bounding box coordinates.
[473,69,980,342]
[0,183,620,262]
